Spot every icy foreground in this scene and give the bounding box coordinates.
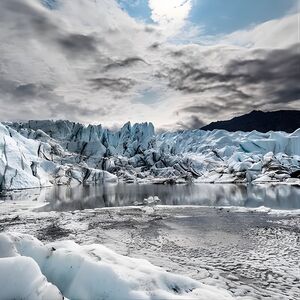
[1,120,300,189]
[0,203,299,299]
[0,232,235,300]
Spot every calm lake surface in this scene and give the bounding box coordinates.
[1,183,300,211]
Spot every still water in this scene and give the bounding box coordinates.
[1,183,300,211]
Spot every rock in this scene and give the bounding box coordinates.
[290,170,300,178]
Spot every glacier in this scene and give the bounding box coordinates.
[0,120,299,190]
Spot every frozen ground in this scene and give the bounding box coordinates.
[0,199,299,299]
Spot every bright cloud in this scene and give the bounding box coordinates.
[148,0,192,34]
[224,13,299,49]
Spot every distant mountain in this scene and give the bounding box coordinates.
[201,110,300,133]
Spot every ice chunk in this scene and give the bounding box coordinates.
[0,256,63,300]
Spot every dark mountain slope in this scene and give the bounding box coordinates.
[201,110,300,133]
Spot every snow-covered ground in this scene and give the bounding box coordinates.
[0,198,299,299]
[1,120,299,190]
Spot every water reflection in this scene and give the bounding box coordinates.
[1,183,299,211]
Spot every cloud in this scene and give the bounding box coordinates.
[178,104,222,115]
[104,57,147,71]
[88,77,136,92]
[165,44,300,118]
[56,34,98,56]
[226,45,300,103]
[224,13,299,49]
[0,78,109,122]
[156,32,299,128]
[0,0,162,125]
[0,0,298,129]
[176,115,206,130]
[148,0,192,35]
[0,78,57,101]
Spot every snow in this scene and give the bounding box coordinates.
[1,120,300,190]
[0,232,236,300]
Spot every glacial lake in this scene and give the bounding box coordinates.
[1,183,300,211]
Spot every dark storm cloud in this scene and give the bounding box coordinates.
[167,45,300,105]
[170,45,300,129]
[1,0,100,58]
[226,46,300,83]
[178,97,257,118]
[273,88,300,103]
[176,115,206,130]
[0,79,57,101]
[226,45,300,103]
[179,105,221,115]
[57,34,98,56]
[1,0,59,35]
[13,83,55,98]
[0,78,108,121]
[169,50,185,58]
[149,43,160,50]
[88,77,135,92]
[169,77,251,99]
[104,57,147,71]
[47,100,108,119]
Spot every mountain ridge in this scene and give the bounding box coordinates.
[201,110,300,133]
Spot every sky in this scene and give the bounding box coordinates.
[0,0,299,130]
